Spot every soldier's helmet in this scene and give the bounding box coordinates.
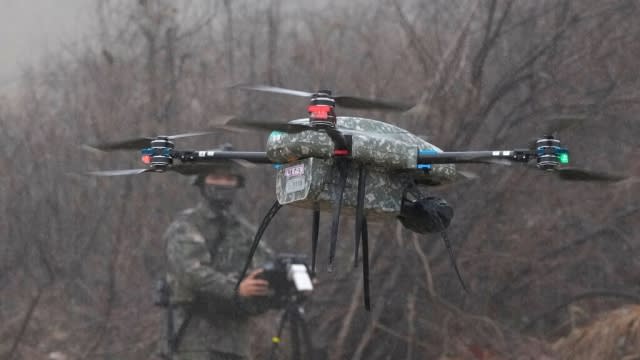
[189,143,245,188]
[189,143,245,208]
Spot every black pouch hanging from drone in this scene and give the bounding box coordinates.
[399,195,454,234]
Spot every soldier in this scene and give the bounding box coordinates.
[162,154,272,360]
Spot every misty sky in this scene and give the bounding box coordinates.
[0,0,92,88]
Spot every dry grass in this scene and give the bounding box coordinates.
[553,305,640,360]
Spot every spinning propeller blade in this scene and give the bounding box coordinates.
[89,137,155,151]
[333,95,413,112]
[234,84,314,97]
[233,84,413,112]
[88,168,152,176]
[224,117,312,133]
[540,114,587,135]
[88,131,217,151]
[554,167,627,182]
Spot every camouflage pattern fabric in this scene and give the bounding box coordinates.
[268,117,457,219]
[274,158,410,220]
[165,202,271,359]
[266,116,456,181]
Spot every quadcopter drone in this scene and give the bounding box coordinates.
[89,85,626,310]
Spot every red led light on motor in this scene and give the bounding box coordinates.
[333,149,349,156]
[308,104,331,120]
[311,111,329,119]
[141,155,152,164]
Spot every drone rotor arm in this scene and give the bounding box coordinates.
[176,150,273,164]
[417,150,534,165]
[418,149,627,183]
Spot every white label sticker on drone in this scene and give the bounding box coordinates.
[284,164,305,178]
[285,176,306,193]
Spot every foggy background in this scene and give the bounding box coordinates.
[0,0,92,90]
[1,1,639,359]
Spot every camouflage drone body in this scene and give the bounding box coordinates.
[269,117,456,219]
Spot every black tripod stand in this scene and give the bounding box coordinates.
[268,295,314,360]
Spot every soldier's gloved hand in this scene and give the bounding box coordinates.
[237,269,270,298]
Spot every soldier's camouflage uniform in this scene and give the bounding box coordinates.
[164,202,271,360]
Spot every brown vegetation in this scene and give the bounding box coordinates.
[553,305,640,360]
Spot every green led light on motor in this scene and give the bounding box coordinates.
[559,152,569,164]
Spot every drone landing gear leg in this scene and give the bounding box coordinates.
[311,209,320,275]
[236,200,283,289]
[354,166,366,265]
[354,166,371,310]
[328,160,347,271]
[441,230,468,293]
[361,218,371,310]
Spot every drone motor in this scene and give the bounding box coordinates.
[141,137,175,171]
[308,90,337,128]
[535,135,569,170]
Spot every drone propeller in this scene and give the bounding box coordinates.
[224,117,312,133]
[88,131,218,151]
[553,167,627,182]
[87,163,209,177]
[417,136,627,183]
[540,114,587,135]
[524,136,626,182]
[234,84,413,112]
[88,168,153,176]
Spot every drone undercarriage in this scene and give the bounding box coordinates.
[275,158,411,219]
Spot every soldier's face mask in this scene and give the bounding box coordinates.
[200,174,243,208]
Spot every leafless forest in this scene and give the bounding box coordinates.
[1,1,639,359]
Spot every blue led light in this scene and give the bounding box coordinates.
[418,149,437,170]
[272,163,283,169]
[141,148,153,155]
[418,149,438,156]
